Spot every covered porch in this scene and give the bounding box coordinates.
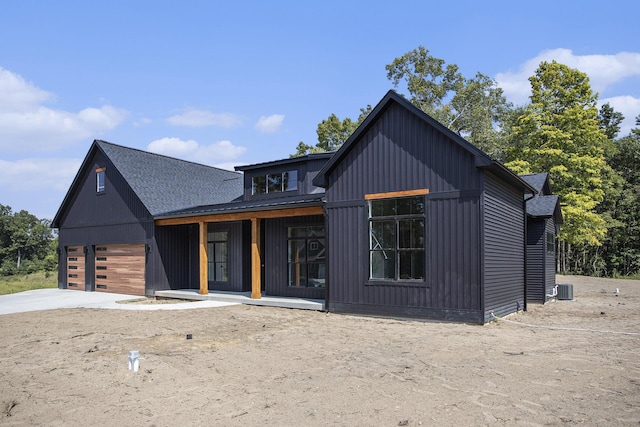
[154,204,326,301]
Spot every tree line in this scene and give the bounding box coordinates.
[294,46,640,278]
[0,204,57,276]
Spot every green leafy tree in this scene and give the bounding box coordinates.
[385,46,511,156]
[599,103,624,140]
[0,205,57,275]
[292,105,372,157]
[503,61,613,254]
[601,122,640,276]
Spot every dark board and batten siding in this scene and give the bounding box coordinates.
[526,220,545,303]
[153,224,197,291]
[429,195,482,314]
[326,103,481,203]
[57,149,155,295]
[483,173,526,321]
[324,102,486,322]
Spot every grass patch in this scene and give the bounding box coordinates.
[0,272,57,295]
[612,273,640,280]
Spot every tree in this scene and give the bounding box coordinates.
[503,61,613,252]
[0,205,56,275]
[385,46,511,156]
[599,103,624,140]
[292,105,371,157]
[601,124,640,276]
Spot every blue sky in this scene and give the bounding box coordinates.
[1,0,639,220]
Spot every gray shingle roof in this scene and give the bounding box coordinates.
[520,173,549,195]
[526,194,559,218]
[97,140,243,216]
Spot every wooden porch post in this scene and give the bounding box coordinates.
[199,221,208,295]
[251,217,262,299]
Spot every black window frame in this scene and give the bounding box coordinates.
[546,232,555,253]
[252,170,298,195]
[207,230,229,283]
[287,225,326,288]
[369,195,426,282]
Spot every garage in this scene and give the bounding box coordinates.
[66,246,85,291]
[94,244,146,296]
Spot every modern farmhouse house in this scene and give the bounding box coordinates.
[52,90,560,323]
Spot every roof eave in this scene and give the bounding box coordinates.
[480,161,538,194]
[51,140,101,228]
[154,198,325,221]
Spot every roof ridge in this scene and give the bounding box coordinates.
[95,139,241,175]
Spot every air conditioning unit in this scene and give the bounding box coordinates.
[557,283,573,300]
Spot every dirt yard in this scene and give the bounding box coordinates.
[1,275,639,426]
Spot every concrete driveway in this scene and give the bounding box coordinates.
[0,288,238,315]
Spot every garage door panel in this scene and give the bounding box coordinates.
[95,244,145,296]
[66,246,85,291]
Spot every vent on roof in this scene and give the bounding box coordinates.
[557,283,573,300]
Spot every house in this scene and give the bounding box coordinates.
[51,140,244,295]
[53,90,560,324]
[312,91,538,323]
[520,173,563,303]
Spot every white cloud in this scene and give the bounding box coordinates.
[255,114,285,133]
[0,67,52,111]
[496,49,640,105]
[600,95,640,137]
[133,117,153,127]
[0,157,82,193]
[147,137,246,165]
[0,67,127,152]
[166,109,244,128]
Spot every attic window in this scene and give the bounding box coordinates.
[96,167,105,193]
[252,170,298,195]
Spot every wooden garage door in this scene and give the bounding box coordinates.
[66,246,85,291]
[95,244,146,296]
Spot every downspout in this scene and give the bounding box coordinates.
[523,192,536,312]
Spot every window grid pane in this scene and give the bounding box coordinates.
[252,176,266,195]
[369,195,426,282]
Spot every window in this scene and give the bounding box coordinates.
[207,231,228,282]
[252,170,298,195]
[288,226,325,288]
[369,195,425,281]
[546,232,555,253]
[96,167,105,193]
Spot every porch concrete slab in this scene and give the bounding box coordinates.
[154,289,325,311]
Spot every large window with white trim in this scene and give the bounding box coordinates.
[96,167,105,193]
[369,195,425,281]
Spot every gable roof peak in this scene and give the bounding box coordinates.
[312,90,533,194]
[52,139,244,227]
